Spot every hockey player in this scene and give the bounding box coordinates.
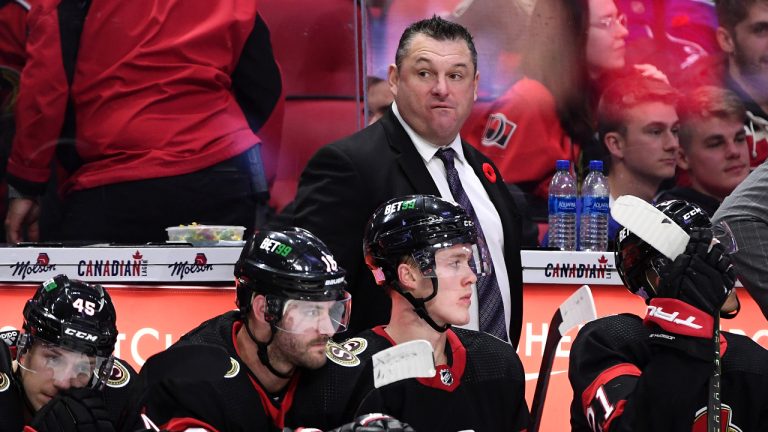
[290,195,529,431]
[136,227,353,431]
[569,200,768,431]
[0,274,137,432]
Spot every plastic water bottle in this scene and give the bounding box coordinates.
[579,160,610,251]
[548,160,577,251]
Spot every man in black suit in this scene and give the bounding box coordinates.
[277,16,524,347]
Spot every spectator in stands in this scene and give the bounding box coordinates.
[6,0,282,244]
[713,159,768,319]
[657,86,750,216]
[462,0,667,203]
[716,0,768,169]
[598,72,681,239]
[277,16,526,346]
[366,76,394,125]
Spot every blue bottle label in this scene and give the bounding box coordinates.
[583,196,609,215]
[549,196,577,214]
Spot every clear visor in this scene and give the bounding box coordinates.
[18,342,112,389]
[274,291,352,335]
[416,241,491,279]
[712,220,738,254]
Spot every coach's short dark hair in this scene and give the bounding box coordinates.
[395,15,477,73]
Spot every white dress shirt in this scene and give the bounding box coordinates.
[392,102,511,335]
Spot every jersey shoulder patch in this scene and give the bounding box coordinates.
[325,337,368,367]
[224,357,240,378]
[107,359,132,388]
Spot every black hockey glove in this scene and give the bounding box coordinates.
[30,388,115,432]
[656,228,735,317]
[327,413,415,432]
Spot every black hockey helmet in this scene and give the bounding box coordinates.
[235,227,350,328]
[21,274,117,358]
[615,200,712,300]
[363,194,491,287]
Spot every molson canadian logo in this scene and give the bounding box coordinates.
[544,254,613,279]
[10,253,58,280]
[168,253,214,280]
[78,250,148,277]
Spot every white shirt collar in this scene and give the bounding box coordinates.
[392,101,466,166]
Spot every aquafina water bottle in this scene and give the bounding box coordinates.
[548,160,577,250]
[579,160,610,251]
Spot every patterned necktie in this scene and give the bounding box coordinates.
[435,147,508,341]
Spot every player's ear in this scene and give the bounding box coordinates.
[251,294,268,323]
[397,262,420,292]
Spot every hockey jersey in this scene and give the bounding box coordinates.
[569,313,768,431]
[290,326,530,432]
[139,311,301,432]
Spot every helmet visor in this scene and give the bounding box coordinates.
[18,341,112,389]
[275,291,352,335]
[712,220,738,254]
[415,241,491,279]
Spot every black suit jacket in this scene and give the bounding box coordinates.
[277,109,524,347]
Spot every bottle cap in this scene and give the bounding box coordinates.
[589,160,603,171]
[556,160,570,171]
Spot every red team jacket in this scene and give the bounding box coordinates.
[8,0,266,196]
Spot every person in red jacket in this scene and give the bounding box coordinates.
[462,0,666,202]
[6,0,283,244]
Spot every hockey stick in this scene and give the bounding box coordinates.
[371,339,436,388]
[611,195,690,260]
[351,340,436,419]
[529,285,597,432]
[611,195,721,432]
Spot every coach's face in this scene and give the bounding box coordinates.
[388,34,479,147]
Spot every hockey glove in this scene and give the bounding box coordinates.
[30,388,115,432]
[644,228,736,348]
[328,413,415,432]
[656,228,735,316]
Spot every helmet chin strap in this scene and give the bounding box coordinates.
[242,315,293,380]
[396,278,450,333]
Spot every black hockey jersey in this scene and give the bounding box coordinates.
[569,313,768,431]
[139,311,301,432]
[0,335,138,432]
[290,326,530,432]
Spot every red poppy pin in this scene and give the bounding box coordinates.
[482,163,497,183]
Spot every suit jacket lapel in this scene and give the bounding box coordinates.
[380,109,440,195]
[462,141,512,227]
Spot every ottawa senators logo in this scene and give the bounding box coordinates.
[224,357,240,378]
[0,372,10,392]
[107,360,131,388]
[325,337,368,367]
[692,404,742,432]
